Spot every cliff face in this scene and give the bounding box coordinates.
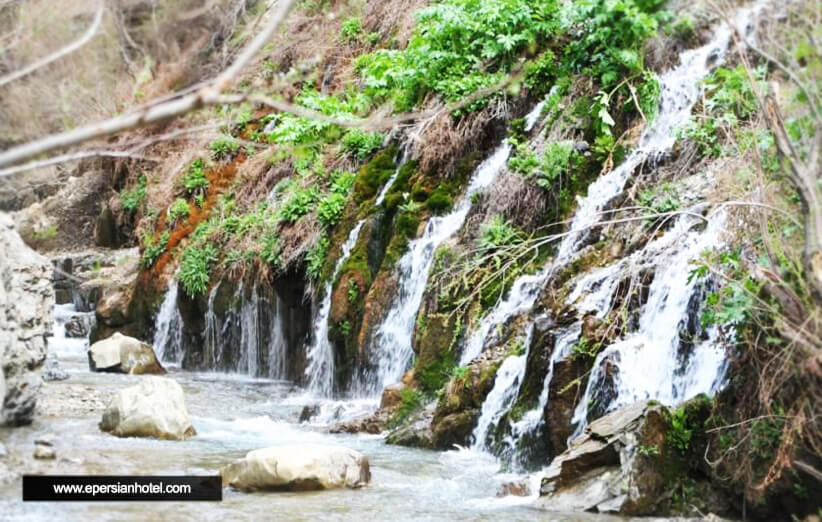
[0,212,54,425]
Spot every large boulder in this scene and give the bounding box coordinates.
[221,444,371,491]
[88,332,165,374]
[0,212,54,426]
[535,401,672,516]
[99,376,195,440]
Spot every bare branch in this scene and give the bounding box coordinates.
[0,0,298,169]
[0,150,160,178]
[0,0,105,88]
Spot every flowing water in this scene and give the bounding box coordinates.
[570,213,729,434]
[47,303,94,359]
[2,343,625,522]
[153,278,183,364]
[459,0,768,461]
[362,103,546,397]
[305,163,402,397]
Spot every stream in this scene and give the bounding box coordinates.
[0,331,634,521]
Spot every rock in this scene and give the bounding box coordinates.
[329,410,390,435]
[99,376,195,440]
[87,332,165,375]
[221,444,370,491]
[64,316,91,338]
[298,405,320,423]
[386,408,436,449]
[497,480,531,497]
[380,383,405,410]
[0,212,55,426]
[33,444,55,460]
[0,442,7,459]
[535,401,672,516]
[42,353,69,381]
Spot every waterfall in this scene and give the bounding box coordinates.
[203,282,221,368]
[304,162,403,396]
[571,213,729,434]
[554,2,762,264]
[268,292,289,379]
[238,282,261,376]
[362,102,546,396]
[47,303,94,359]
[153,278,183,363]
[471,327,534,452]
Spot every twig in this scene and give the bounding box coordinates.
[0,0,105,88]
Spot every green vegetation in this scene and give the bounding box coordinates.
[210,134,241,159]
[342,129,384,160]
[180,244,218,296]
[183,159,208,195]
[340,17,362,42]
[356,0,561,111]
[279,186,319,223]
[139,230,169,269]
[391,389,423,426]
[167,198,191,223]
[306,234,329,280]
[120,175,147,213]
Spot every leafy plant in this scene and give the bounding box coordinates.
[183,159,208,195]
[279,187,319,223]
[306,233,329,280]
[341,129,384,159]
[347,279,359,303]
[317,192,347,227]
[478,215,522,252]
[340,17,362,42]
[140,230,169,269]
[668,406,693,453]
[167,198,190,223]
[179,244,218,296]
[210,134,241,159]
[120,175,147,213]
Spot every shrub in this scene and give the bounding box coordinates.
[139,230,169,269]
[330,170,356,194]
[317,192,347,227]
[180,244,218,296]
[120,175,147,213]
[167,198,190,223]
[260,229,282,267]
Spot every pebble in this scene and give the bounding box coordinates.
[33,444,56,460]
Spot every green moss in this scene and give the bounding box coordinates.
[426,189,453,214]
[355,145,398,201]
[390,389,424,427]
[418,347,456,394]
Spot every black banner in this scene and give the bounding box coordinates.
[23,475,222,501]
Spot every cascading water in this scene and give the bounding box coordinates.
[570,213,729,434]
[238,283,261,376]
[202,282,221,368]
[153,278,183,363]
[362,102,546,396]
[304,162,403,396]
[47,303,94,359]
[463,2,767,461]
[471,327,534,451]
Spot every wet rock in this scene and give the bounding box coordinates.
[88,332,165,375]
[99,376,195,440]
[386,408,436,449]
[299,405,320,423]
[535,401,672,516]
[380,383,405,410]
[497,480,531,497]
[0,212,54,426]
[329,410,390,435]
[221,444,370,491]
[64,316,91,338]
[42,353,70,381]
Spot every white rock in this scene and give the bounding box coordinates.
[33,444,55,460]
[88,332,165,375]
[0,212,54,426]
[221,444,371,491]
[99,377,195,440]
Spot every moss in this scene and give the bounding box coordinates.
[418,347,456,394]
[426,189,453,214]
[414,313,462,395]
[355,145,398,201]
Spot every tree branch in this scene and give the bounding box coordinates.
[0,0,105,88]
